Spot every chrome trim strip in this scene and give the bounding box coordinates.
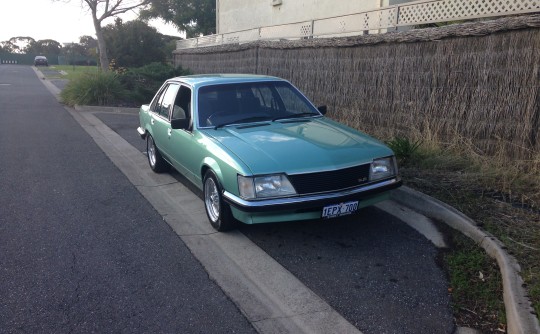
[223,177,400,208]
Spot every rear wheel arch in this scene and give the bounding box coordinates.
[146,134,169,173]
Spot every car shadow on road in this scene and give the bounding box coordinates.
[238,208,455,334]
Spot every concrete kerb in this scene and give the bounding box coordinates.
[74,105,139,114]
[390,186,540,334]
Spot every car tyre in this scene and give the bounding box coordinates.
[146,134,168,173]
[203,171,237,231]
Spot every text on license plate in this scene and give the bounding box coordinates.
[322,201,359,218]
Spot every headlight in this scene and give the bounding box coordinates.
[370,156,397,181]
[238,174,296,199]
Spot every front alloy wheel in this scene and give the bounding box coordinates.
[203,171,236,231]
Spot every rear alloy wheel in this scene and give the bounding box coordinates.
[203,171,236,231]
[146,134,168,173]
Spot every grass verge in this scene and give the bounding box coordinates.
[41,65,99,81]
[440,224,506,333]
[387,138,540,332]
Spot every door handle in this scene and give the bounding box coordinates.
[168,129,172,136]
[151,118,155,125]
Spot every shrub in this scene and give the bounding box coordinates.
[61,71,126,106]
[119,62,191,104]
[386,137,422,165]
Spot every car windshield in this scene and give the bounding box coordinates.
[197,81,320,128]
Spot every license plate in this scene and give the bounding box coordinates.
[322,201,359,219]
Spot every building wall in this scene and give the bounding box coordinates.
[217,0,389,34]
[175,15,540,162]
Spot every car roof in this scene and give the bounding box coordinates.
[167,74,285,89]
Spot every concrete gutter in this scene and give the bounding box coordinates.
[391,186,540,334]
[74,105,139,114]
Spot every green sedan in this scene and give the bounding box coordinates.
[137,74,401,231]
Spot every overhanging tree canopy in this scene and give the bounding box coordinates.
[141,0,215,38]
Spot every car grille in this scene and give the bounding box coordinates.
[288,164,371,195]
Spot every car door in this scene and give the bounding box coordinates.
[150,83,180,160]
[167,85,201,184]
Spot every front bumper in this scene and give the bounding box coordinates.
[223,176,402,213]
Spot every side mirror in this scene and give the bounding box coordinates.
[171,118,189,130]
[317,105,327,115]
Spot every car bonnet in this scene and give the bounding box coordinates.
[203,118,393,176]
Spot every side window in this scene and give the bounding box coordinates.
[150,86,166,114]
[172,86,191,120]
[158,84,180,119]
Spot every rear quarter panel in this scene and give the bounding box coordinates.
[139,104,151,135]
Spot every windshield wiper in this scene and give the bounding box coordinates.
[272,112,319,122]
[214,116,272,129]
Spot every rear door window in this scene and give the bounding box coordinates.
[157,84,180,119]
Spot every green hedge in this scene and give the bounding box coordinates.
[60,63,192,107]
[119,62,191,104]
[60,72,126,106]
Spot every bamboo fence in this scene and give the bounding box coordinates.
[174,15,540,162]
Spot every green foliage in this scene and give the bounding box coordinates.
[1,35,97,62]
[444,232,506,328]
[103,19,168,68]
[79,36,98,55]
[58,63,192,106]
[60,72,126,106]
[119,62,191,104]
[51,65,99,81]
[386,137,422,164]
[63,36,98,60]
[0,37,34,54]
[141,0,216,38]
[531,282,540,323]
[26,39,62,55]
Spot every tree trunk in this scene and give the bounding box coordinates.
[93,17,109,72]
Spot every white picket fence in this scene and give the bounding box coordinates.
[177,0,540,49]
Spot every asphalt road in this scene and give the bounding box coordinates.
[0,65,256,333]
[1,65,456,334]
[93,93,455,333]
